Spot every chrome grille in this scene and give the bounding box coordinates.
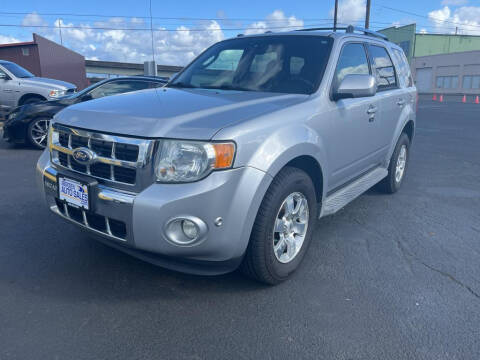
[50,124,156,191]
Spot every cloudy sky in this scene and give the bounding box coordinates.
[1,0,480,66]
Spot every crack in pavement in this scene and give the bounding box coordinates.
[352,216,480,300]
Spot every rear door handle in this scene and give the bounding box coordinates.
[397,99,406,106]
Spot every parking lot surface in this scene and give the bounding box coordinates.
[1,101,479,359]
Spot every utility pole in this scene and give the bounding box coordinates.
[365,0,371,29]
[149,0,156,62]
[59,18,63,45]
[333,0,338,31]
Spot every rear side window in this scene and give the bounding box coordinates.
[392,48,413,88]
[333,43,370,89]
[368,45,397,90]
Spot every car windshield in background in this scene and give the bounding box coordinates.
[2,62,34,78]
[169,35,333,95]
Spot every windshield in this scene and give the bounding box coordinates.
[2,62,34,78]
[169,35,333,95]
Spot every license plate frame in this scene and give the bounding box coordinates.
[57,176,90,210]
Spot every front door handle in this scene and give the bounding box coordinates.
[397,99,406,106]
[367,105,377,122]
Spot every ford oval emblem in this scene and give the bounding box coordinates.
[72,147,96,165]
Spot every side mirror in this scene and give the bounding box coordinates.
[333,74,377,100]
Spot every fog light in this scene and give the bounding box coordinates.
[164,216,208,246]
[182,219,198,239]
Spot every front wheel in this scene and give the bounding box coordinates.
[241,167,317,285]
[27,117,50,149]
[378,133,410,194]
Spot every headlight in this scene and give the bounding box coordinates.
[49,89,67,98]
[155,140,235,183]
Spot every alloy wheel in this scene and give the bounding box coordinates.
[272,192,309,264]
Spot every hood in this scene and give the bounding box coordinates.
[21,77,76,90]
[53,88,308,140]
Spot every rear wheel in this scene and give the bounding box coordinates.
[378,133,410,194]
[27,117,50,149]
[241,167,317,284]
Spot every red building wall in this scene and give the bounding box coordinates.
[0,43,41,76]
[34,34,89,90]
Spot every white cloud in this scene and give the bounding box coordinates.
[245,10,303,35]
[0,34,21,44]
[441,0,468,6]
[330,0,366,25]
[6,11,306,65]
[419,28,428,34]
[22,12,47,27]
[428,5,480,35]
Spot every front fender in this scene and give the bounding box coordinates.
[220,122,328,203]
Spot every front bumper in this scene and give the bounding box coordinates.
[36,150,272,275]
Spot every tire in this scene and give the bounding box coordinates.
[27,117,51,150]
[241,167,317,285]
[378,133,410,194]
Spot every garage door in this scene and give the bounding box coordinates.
[416,67,433,93]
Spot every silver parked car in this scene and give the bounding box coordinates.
[37,26,416,284]
[0,60,76,115]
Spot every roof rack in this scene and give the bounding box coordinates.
[296,25,388,41]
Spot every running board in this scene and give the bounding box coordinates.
[320,167,388,218]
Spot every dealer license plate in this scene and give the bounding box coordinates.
[58,177,89,210]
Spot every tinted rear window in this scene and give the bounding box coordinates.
[368,45,397,90]
[392,48,413,88]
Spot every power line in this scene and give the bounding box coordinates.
[0,22,331,32]
[376,4,480,30]
[0,11,332,22]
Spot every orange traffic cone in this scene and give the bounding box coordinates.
[439,94,444,102]
[462,94,467,103]
[432,94,437,101]
[475,95,480,104]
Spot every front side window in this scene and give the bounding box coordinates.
[88,80,151,99]
[169,35,334,95]
[368,45,397,90]
[333,43,369,89]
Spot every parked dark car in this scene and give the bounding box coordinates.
[2,76,167,149]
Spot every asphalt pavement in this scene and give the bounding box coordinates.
[0,101,479,359]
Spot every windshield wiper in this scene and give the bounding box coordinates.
[167,82,198,89]
[201,85,250,91]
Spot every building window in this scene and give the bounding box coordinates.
[436,76,459,89]
[22,47,29,56]
[462,75,480,89]
[473,75,480,89]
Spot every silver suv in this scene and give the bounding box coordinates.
[37,27,416,284]
[0,60,76,116]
